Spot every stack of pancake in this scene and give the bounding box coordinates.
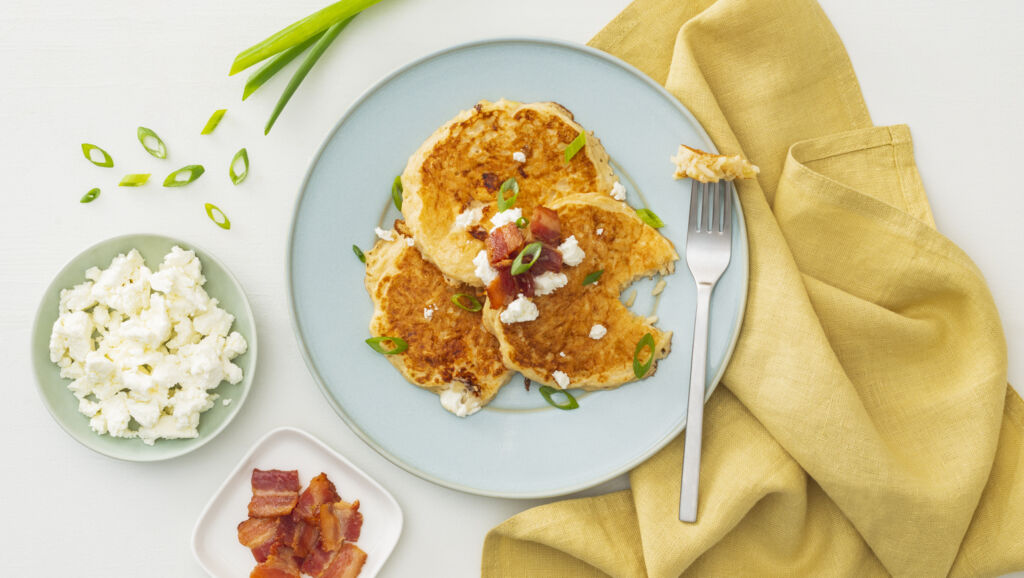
[364,99,677,416]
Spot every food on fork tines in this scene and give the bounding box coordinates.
[238,469,367,578]
[671,144,759,182]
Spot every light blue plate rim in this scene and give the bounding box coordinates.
[286,37,748,498]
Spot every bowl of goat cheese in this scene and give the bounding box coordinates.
[31,234,257,461]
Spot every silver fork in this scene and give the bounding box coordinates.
[679,180,733,523]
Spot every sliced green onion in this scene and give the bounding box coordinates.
[633,333,655,379]
[365,335,408,355]
[242,33,323,100]
[205,202,231,229]
[636,208,665,229]
[118,173,150,187]
[564,131,586,163]
[81,144,114,168]
[352,244,366,263]
[582,270,604,286]
[230,148,249,185]
[515,216,529,229]
[229,0,383,76]
[391,175,403,211]
[497,178,519,211]
[136,127,167,159]
[163,165,205,187]
[79,188,100,203]
[201,109,227,135]
[510,242,543,276]
[539,385,579,410]
[264,18,352,135]
[451,293,482,312]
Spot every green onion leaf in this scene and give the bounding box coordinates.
[229,0,383,76]
[515,216,529,229]
[230,148,249,185]
[163,165,205,187]
[510,242,543,276]
[564,131,586,163]
[79,188,100,203]
[118,173,150,187]
[497,178,519,211]
[635,208,665,229]
[391,175,403,211]
[633,333,656,379]
[365,335,408,355]
[201,109,227,135]
[136,127,167,159]
[81,144,114,168]
[352,244,366,263]
[539,385,579,410]
[205,202,231,229]
[451,293,483,312]
[264,17,352,135]
[242,33,323,100]
[582,270,604,286]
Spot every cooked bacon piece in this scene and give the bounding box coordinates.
[531,244,563,275]
[248,469,301,517]
[530,206,561,244]
[293,473,341,524]
[487,266,536,308]
[291,517,320,560]
[238,517,281,563]
[300,543,368,578]
[319,500,363,551]
[486,223,525,265]
[251,547,301,578]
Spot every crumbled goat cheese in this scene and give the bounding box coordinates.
[473,250,498,285]
[610,181,627,201]
[375,227,395,241]
[489,208,522,232]
[453,206,483,230]
[552,370,571,389]
[557,235,585,266]
[513,151,527,163]
[500,294,539,324]
[533,272,568,296]
[596,228,604,236]
[439,384,482,417]
[222,398,232,406]
[423,306,436,320]
[589,324,608,340]
[559,351,566,358]
[405,237,415,247]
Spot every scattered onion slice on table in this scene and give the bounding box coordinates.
[81,143,114,168]
[205,202,231,229]
[230,148,249,185]
[540,386,579,410]
[137,127,167,158]
[119,173,150,187]
[164,165,205,187]
[201,109,227,135]
[79,188,100,203]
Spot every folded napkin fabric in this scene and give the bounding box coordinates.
[482,0,1024,576]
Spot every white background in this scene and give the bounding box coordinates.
[1,0,1021,576]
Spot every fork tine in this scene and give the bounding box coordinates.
[702,182,712,234]
[689,180,701,231]
[721,181,732,236]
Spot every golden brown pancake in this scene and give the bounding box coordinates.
[401,99,618,286]
[364,224,513,415]
[481,194,678,390]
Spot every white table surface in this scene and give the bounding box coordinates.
[2,0,1021,576]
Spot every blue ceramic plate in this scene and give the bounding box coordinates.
[288,38,747,498]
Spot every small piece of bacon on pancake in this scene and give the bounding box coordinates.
[300,543,368,578]
[248,469,301,517]
[530,206,561,244]
[319,500,363,551]
[486,223,525,264]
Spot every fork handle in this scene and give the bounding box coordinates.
[680,282,712,522]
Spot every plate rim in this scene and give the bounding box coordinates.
[189,426,405,577]
[286,36,749,498]
[31,232,259,462]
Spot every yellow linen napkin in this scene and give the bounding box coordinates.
[482,0,1024,576]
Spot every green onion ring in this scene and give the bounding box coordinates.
[539,385,579,410]
[633,332,656,379]
[635,208,665,229]
[497,178,519,211]
[563,131,586,163]
[242,33,323,100]
[201,109,227,135]
[136,127,167,159]
[205,203,231,230]
[515,216,529,229]
[352,244,366,263]
[365,336,408,355]
[230,148,249,185]
[163,165,205,187]
[81,144,114,168]
[118,173,150,187]
[510,242,543,276]
[582,269,604,286]
[79,188,100,203]
[451,293,482,312]
[391,175,403,211]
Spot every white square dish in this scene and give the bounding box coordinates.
[192,427,403,577]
